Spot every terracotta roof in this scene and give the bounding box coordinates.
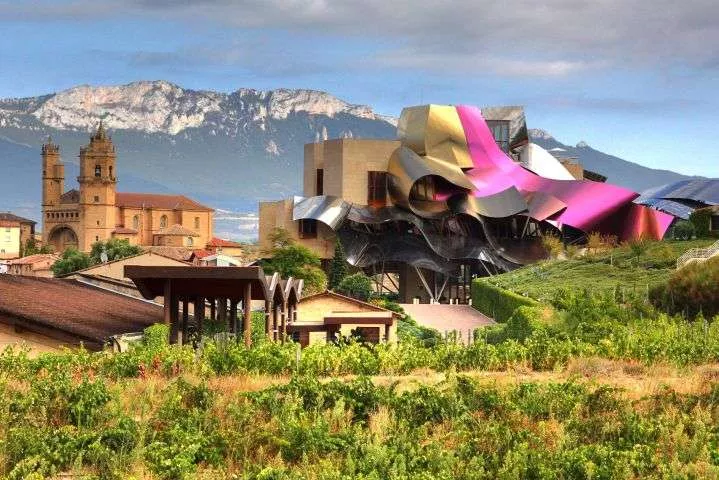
[146,246,195,261]
[207,237,243,248]
[301,290,402,319]
[192,249,213,259]
[0,212,36,225]
[0,276,162,349]
[112,227,138,235]
[116,192,212,211]
[155,224,200,237]
[8,254,59,265]
[0,220,20,228]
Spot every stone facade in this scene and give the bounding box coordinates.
[41,124,214,253]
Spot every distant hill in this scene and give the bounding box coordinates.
[0,81,701,240]
[528,129,700,192]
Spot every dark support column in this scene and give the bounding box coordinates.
[195,296,205,340]
[229,300,238,334]
[243,282,252,347]
[264,300,271,340]
[169,294,180,344]
[217,298,226,331]
[272,303,279,342]
[181,298,189,345]
[282,302,289,342]
[384,323,391,343]
[163,279,172,326]
[210,298,216,321]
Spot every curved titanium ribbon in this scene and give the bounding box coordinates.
[292,103,676,276]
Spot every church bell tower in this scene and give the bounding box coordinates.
[78,121,117,251]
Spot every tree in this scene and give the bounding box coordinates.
[51,248,92,277]
[328,240,348,290]
[337,272,374,301]
[689,208,713,238]
[262,236,328,296]
[23,237,52,257]
[672,220,695,240]
[89,238,142,264]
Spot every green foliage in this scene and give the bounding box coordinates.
[262,236,328,296]
[541,233,563,257]
[337,272,374,301]
[328,240,348,290]
[690,207,714,238]
[50,247,92,276]
[22,237,52,256]
[485,305,550,344]
[89,238,142,264]
[486,239,716,301]
[650,255,719,318]
[472,280,540,322]
[672,219,696,240]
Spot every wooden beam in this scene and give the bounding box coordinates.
[243,282,252,347]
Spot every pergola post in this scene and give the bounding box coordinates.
[217,297,227,331]
[169,294,180,344]
[229,300,238,335]
[210,299,216,321]
[243,282,252,347]
[281,301,287,343]
[264,300,271,340]
[195,296,205,341]
[181,298,189,345]
[272,303,279,342]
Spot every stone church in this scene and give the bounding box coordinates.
[42,122,214,253]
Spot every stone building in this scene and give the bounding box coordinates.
[41,123,214,253]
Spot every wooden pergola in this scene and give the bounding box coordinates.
[124,266,301,346]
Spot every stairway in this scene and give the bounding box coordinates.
[676,240,719,268]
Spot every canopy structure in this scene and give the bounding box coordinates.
[124,266,301,346]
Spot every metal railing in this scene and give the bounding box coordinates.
[676,240,719,268]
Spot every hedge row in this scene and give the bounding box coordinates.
[471,279,540,322]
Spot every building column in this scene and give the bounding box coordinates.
[243,282,252,347]
[272,303,279,342]
[169,294,180,344]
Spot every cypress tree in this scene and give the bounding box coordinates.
[329,240,348,290]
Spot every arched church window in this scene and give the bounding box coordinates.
[194,217,200,229]
[132,215,139,230]
[109,166,113,178]
[160,215,168,229]
[187,237,194,246]
[95,165,101,177]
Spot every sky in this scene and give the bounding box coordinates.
[0,0,717,177]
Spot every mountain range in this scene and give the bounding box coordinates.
[0,80,700,240]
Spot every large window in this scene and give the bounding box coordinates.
[486,120,510,152]
[367,171,387,208]
[194,216,200,229]
[316,169,324,195]
[298,219,317,239]
[160,215,168,229]
[94,165,101,177]
[132,215,139,230]
[410,176,435,201]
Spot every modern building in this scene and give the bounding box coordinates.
[0,213,37,259]
[41,124,214,253]
[259,104,674,304]
[635,179,719,220]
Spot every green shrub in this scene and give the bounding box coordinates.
[672,220,695,240]
[689,207,713,238]
[650,255,719,318]
[337,272,374,301]
[472,280,540,322]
